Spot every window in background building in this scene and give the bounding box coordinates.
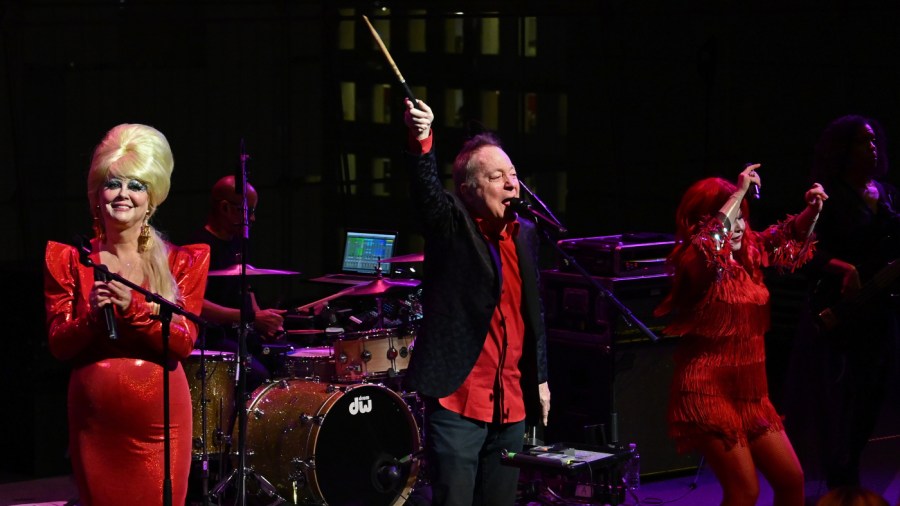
[445,88,464,128]
[481,90,500,130]
[372,84,392,124]
[345,153,358,195]
[409,9,426,53]
[338,8,355,50]
[480,16,500,55]
[555,171,568,212]
[445,17,464,54]
[341,82,356,121]
[522,16,537,57]
[372,157,391,196]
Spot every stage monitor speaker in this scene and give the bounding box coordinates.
[541,270,701,478]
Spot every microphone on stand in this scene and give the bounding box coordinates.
[507,198,568,235]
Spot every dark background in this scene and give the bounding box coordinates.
[2,0,899,479]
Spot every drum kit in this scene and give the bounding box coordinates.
[184,254,427,506]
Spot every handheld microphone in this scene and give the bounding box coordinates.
[749,183,760,199]
[743,163,761,199]
[507,198,568,235]
[94,267,119,340]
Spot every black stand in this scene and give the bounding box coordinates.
[517,183,659,446]
[76,240,209,506]
[193,328,217,506]
[501,443,633,505]
[207,140,285,506]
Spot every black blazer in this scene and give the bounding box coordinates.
[404,149,549,422]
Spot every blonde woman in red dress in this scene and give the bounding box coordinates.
[655,165,826,506]
[44,124,209,506]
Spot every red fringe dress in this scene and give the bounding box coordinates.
[664,217,814,452]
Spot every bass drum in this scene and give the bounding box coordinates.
[239,379,420,505]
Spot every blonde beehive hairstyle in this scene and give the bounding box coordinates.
[87,123,180,304]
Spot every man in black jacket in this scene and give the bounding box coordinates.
[403,98,550,506]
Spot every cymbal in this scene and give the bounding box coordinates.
[207,264,300,277]
[343,277,421,296]
[382,252,424,263]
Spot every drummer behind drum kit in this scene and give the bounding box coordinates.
[184,254,427,506]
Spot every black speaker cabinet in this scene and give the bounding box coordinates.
[541,270,701,477]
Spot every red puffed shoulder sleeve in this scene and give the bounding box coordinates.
[44,241,102,361]
[118,243,210,361]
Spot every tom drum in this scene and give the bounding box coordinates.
[277,346,336,380]
[333,329,414,382]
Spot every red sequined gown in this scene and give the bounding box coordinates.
[44,240,210,506]
[662,218,814,451]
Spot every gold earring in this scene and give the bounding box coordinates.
[137,212,151,253]
[93,206,104,241]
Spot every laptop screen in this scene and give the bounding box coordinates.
[341,230,397,275]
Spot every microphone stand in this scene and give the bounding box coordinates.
[77,244,209,506]
[517,186,659,447]
[208,140,283,506]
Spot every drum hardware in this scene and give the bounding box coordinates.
[291,458,314,472]
[207,152,286,506]
[208,467,283,506]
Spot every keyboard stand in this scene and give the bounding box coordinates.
[502,443,632,505]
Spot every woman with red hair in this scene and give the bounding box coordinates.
[655,164,827,506]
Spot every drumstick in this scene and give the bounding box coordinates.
[361,14,420,107]
[295,285,356,313]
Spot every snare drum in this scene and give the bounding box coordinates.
[277,346,335,380]
[334,329,415,382]
[238,379,420,505]
[182,349,236,458]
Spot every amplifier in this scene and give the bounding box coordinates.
[540,270,672,344]
[541,269,701,477]
[557,233,674,277]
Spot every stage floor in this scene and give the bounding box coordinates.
[1,434,897,506]
[2,398,898,506]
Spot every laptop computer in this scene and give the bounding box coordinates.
[312,229,398,284]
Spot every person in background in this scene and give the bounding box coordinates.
[654,165,827,506]
[815,486,890,506]
[786,115,900,493]
[189,175,285,387]
[403,98,551,506]
[44,123,210,506]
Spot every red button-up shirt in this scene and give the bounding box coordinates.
[439,219,526,424]
[411,130,526,424]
